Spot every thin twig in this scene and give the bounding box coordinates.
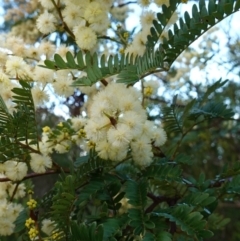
[10,182,20,201]
[0,170,61,183]
[50,0,75,39]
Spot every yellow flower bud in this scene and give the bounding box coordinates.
[42,126,51,133]
[27,198,37,210]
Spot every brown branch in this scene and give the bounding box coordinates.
[100,79,108,86]
[145,193,179,214]
[51,0,75,40]
[0,170,62,183]
[97,35,122,44]
[10,182,20,201]
[112,1,137,8]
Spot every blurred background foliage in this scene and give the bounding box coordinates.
[0,0,239,240]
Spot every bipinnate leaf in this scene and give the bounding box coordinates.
[0,80,39,161]
[125,179,147,207]
[155,204,213,239]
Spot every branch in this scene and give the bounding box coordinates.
[50,0,75,39]
[145,193,178,213]
[115,1,137,8]
[97,35,122,44]
[0,170,62,183]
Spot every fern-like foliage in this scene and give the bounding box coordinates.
[162,80,233,135]
[188,101,234,120]
[69,222,104,241]
[222,174,240,195]
[75,173,123,215]
[207,213,231,230]
[147,0,182,48]
[147,0,240,66]
[50,175,76,234]
[75,156,110,178]
[43,48,165,86]
[180,192,216,208]
[0,80,39,161]
[126,179,151,235]
[117,48,164,84]
[162,95,185,134]
[126,179,148,207]
[143,163,182,182]
[43,51,136,86]
[154,204,213,239]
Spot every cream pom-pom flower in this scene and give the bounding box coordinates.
[73,26,97,50]
[36,11,57,34]
[140,11,155,27]
[39,0,55,10]
[153,127,167,146]
[84,83,150,165]
[0,199,23,236]
[63,4,85,28]
[143,80,160,96]
[41,219,56,236]
[30,153,52,173]
[138,0,152,7]
[84,2,106,24]
[5,56,28,77]
[83,82,167,166]
[31,85,49,106]
[3,161,28,181]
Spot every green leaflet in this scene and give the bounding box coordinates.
[102,218,120,240]
[156,231,172,241]
[208,213,231,230]
[142,232,156,241]
[54,53,68,68]
[223,175,240,195]
[66,51,78,69]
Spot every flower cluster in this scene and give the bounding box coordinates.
[25,218,39,240]
[27,198,37,210]
[0,194,24,236]
[0,180,26,200]
[0,171,26,236]
[39,117,86,155]
[36,0,113,51]
[85,83,167,166]
[0,160,28,181]
[36,81,167,167]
